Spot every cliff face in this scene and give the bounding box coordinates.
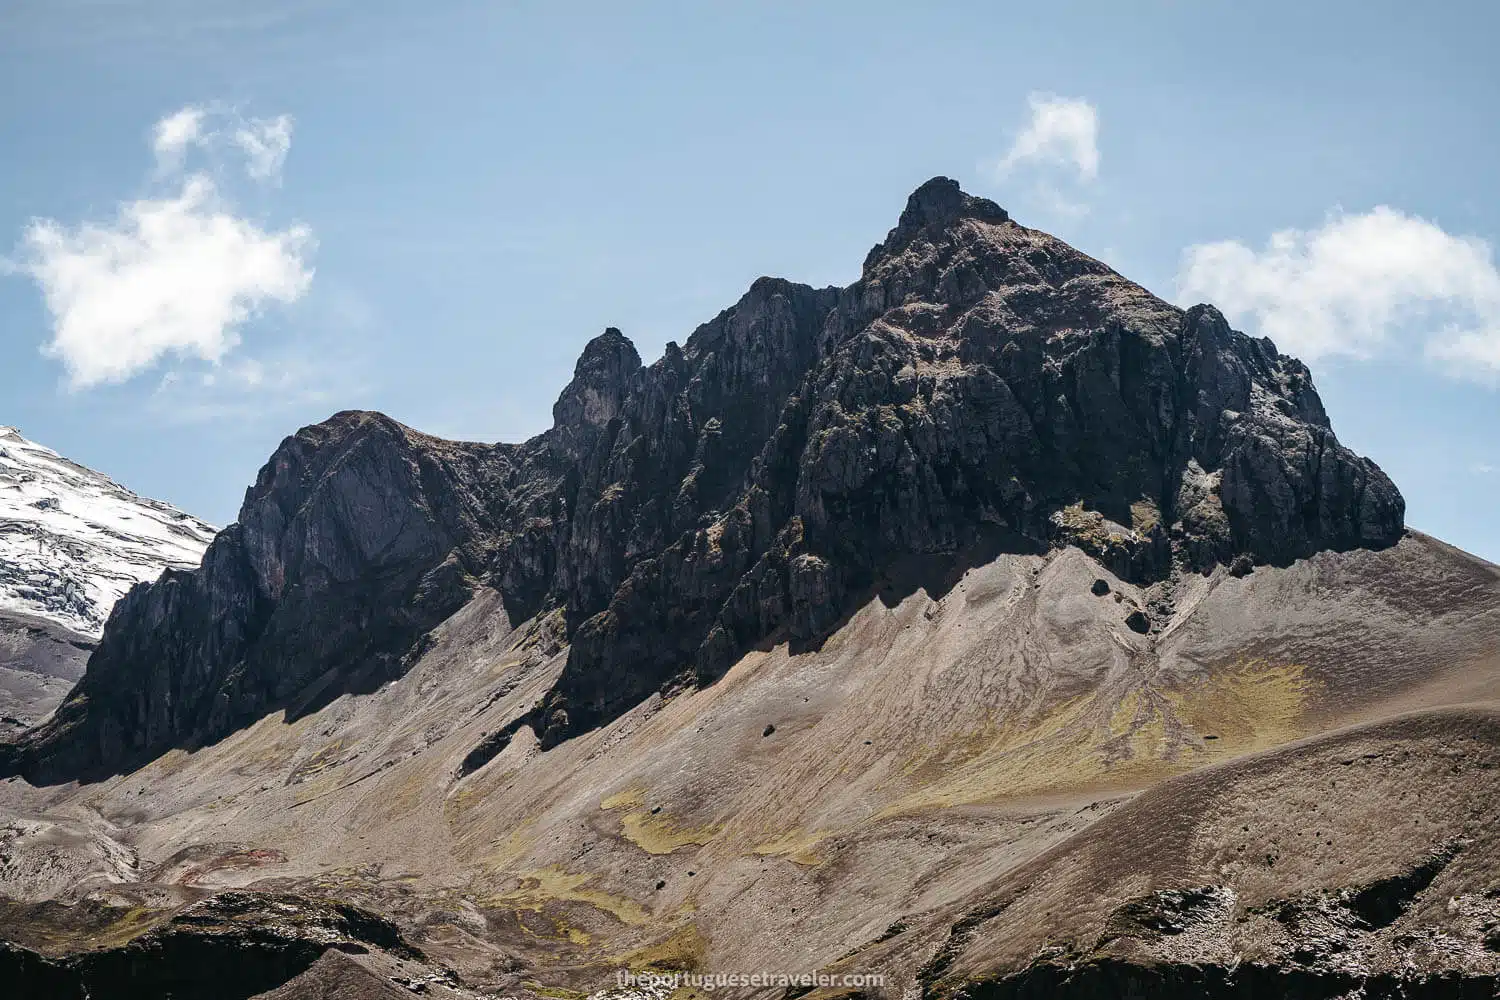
[0,178,1403,782]
[7,414,514,780]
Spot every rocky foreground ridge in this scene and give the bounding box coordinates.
[0,177,1403,784]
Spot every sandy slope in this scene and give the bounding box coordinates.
[1,530,1496,997]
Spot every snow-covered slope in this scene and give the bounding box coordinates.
[0,425,215,638]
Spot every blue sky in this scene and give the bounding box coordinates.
[2,1,1497,562]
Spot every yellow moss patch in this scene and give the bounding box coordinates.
[878,689,1188,814]
[380,764,436,815]
[484,867,649,926]
[290,772,340,809]
[227,713,316,769]
[620,810,720,855]
[288,739,351,785]
[602,785,720,854]
[445,781,484,816]
[88,905,168,950]
[1125,702,1170,760]
[512,908,592,947]
[751,829,829,867]
[480,820,538,871]
[1107,689,1145,737]
[878,660,1319,816]
[614,922,707,972]
[148,748,191,777]
[601,786,646,811]
[1167,659,1315,758]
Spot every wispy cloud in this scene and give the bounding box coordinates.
[12,105,315,390]
[149,349,361,425]
[149,105,296,185]
[233,115,294,184]
[1175,207,1500,380]
[144,280,373,425]
[995,93,1100,182]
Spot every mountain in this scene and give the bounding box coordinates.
[0,426,215,726]
[1,179,1496,1000]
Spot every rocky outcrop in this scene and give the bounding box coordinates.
[531,178,1403,742]
[0,890,420,1000]
[955,958,1499,1000]
[0,178,1404,781]
[3,413,514,781]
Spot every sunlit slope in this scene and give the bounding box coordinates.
[2,530,1494,994]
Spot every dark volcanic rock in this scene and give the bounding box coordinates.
[0,177,1405,781]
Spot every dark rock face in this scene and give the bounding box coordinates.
[0,177,1404,781]
[3,413,517,781]
[958,957,1498,1000]
[0,891,419,1000]
[0,610,92,726]
[530,178,1403,743]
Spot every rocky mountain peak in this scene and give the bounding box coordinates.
[238,410,492,603]
[552,328,643,432]
[894,175,1009,235]
[1,179,1405,782]
[864,175,1010,270]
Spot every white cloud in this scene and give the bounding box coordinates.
[151,106,206,169]
[1432,327,1500,373]
[1175,207,1500,378]
[15,106,315,389]
[148,105,296,184]
[232,114,293,184]
[996,94,1100,182]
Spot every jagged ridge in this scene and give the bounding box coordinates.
[0,178,1403,782]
